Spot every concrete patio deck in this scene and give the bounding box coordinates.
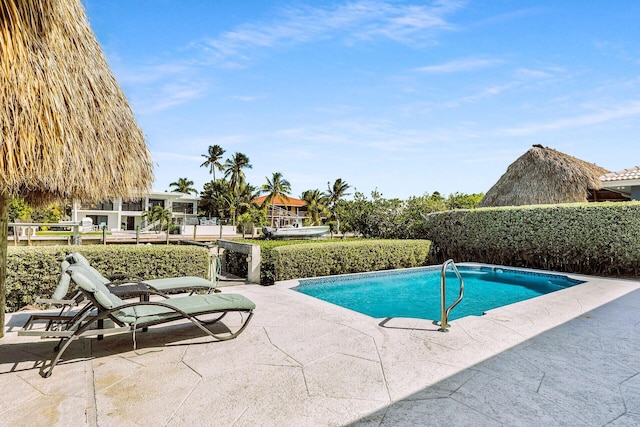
[1,270,639,426]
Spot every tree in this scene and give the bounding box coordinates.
[260,172,291,226]
[199,178,258,225]
[158,207,173,233]
[7,196,32,222]
[336,190,482,239]
[8,196,66,224]
[231,181,260,226]
[237,206,266,238]
[223,152,252,195]
[199,179,228,218]
[31,204,64,224]
[324,178,350,234]
[169,177,198,195]
[142,205,172,233]
[214,191,234,223]
[200,145,226,181]
[337,190,403,238]
[446,192,484,210]
[301,189,330,225]
[401,193,448,238]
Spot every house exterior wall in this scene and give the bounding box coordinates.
[73,191,199,231]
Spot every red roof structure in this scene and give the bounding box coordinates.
[252,195,306,207]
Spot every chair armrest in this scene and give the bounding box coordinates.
[107,273,145,282]
[108,282,168,299]
[35,297,78,306]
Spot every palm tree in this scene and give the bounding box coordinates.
[157,207,173,233]
[261,172,291,226]
[324,178,350,233]
[214,191,233,222]
[142,205,172,233]
[228,181,259,226]
[223,152,252,195]
[301,189,330,226]
[200,145,226,181]
[169,177,198,195]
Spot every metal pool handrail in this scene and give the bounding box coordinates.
[434,259,464,332]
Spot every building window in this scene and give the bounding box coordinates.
[172,202,194,214]
[122,200,143,211]
[81,200,114,210]
[87,215,109,229]
[148,199,165,209]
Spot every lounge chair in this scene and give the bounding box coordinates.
[23,259,94,337]
[36,258,84,313]
[20,263,255,378]
[65,252,218,295]
[22,253,220,339]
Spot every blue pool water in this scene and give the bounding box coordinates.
[293,265,585,321]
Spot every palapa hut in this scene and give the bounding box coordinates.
[0,0,154,336]
[478,145,609,207]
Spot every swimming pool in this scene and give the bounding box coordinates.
[293,265,585,321]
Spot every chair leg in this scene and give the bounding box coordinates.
[199,312,227,325]
[192,311,254,341]
[41,335,79,378]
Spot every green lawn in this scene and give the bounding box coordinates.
[36,230,111,236]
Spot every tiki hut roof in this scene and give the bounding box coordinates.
[478,145,609,207]
[1,0,153,206]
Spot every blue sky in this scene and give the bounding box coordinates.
[82,0,640,200]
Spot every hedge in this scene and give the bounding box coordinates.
[269,240,431,283]
[233,238,364,284]
[5,245,211,312]
[422,202,640,277]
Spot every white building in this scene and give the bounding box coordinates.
[72,191,199,232]
[600,166,640,201]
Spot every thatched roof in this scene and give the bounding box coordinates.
[1,0,153,206]
[479,145,609,207]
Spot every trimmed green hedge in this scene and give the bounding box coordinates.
[233,238,363,284]
[422,202,640,276]
[5,245,211,312]
[269,240,431,282]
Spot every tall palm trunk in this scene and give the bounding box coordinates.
[0,194,8,337]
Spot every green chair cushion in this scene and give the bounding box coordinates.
[67,252,215,291]
[51,260,72,300]
[67,265,254,325]
[144,276,214,291]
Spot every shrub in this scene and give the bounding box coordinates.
[232,238,389,284]
[270,240,431,282]
[5,245,211,312]
[422,202,640,276]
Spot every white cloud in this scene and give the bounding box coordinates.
[196,0,465,67]
[512,68,554,80]
[231,95,268,102]
[114,63,191,85]
[499,102,640,136]
[414,58,501,74]
[134,80,207,114]
[594,40,640,64]
[110,58,207,114]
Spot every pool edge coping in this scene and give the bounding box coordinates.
[274,263,640,328]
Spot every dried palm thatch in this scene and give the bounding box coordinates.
[1,0,153,204]
[478,145,609,207]
[0,0,153,336]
